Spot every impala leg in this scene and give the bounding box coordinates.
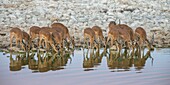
[115,40,120,51]
[59,42,63,49]
[90,38,94,49]
[110,38,114,48]
[66,34,70,44]
[101,36,106,47]
[30,38,33,49]
[20,37,25,51]
[36,35,40,49]
[99,36,103,48]
[28,38,31,51]
[138,39,143,56]
[116,42,122,52]
[16,38,19,48]
[63,39,65,49]
[10,34,14,49]
[89,38,92,49]
[105,36,111,49]
[83,35,87,49]
[125,41,128,49]
[30,34,35,48]
[50,41,58,53]
[42,40,46,48]
[38,37,42,49]
[45,40,49,51]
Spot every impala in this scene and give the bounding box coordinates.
[10,27,25,50]
[91,26,105,46]
[29,26,41,48]
[83,28,97,49]
[51,23,71,43]
[38,28,58,52]
[106,28,121,51]
[22,31,31,51]
[108,21,133,50]
[135,27,151,50]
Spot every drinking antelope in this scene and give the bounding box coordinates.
[10,27,25,50]
[135,27,151,50]
[51,23,71,43]
[38,28,58,52]
[91,26,105,47]
[106,28,121,51]
[52,31,63,49]
[41,27,63,49]
[22,31,31,51]
[108,21,133,50]
[117,24,134,42]
[83,28,97,49]
[29,26,41,48]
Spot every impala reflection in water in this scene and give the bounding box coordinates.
[83,45,107,71]
[9,46,153,72]
[106,48,153,72]
[9,49,72,73]
[1,48,170,85]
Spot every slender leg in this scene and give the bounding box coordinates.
[59,42,62,49]
[50,41,58,53]
[10,34,14,49]
[139,39,143,56]
[99,36,103,48]
[110,38,113,48]
[67,33,71,44]
[83,35,87,49]
[30,34,34,48]
[106,36,111,49]
[42,40,46,48]
[90,38,94,49]
[19,37,25,51]
[39,37,42,49]
[16,38,19,48]
[63,39,65,49]
[45,40,49,51]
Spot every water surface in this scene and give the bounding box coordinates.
[0,48,170,85]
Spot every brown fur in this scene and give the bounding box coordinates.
[106,28,121,51]
[51,23,70,41]
[22,31,31,50]
[38,28,58,52]
[109,21,133,49]
[118,24,134,41]
[84,28,96,48]
[10,27,25,50]
[52,31,63,49]
[135,27,151,50]
[29,26,41,48]
[92,26,105,45]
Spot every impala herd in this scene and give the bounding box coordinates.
[10,21,153,53]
